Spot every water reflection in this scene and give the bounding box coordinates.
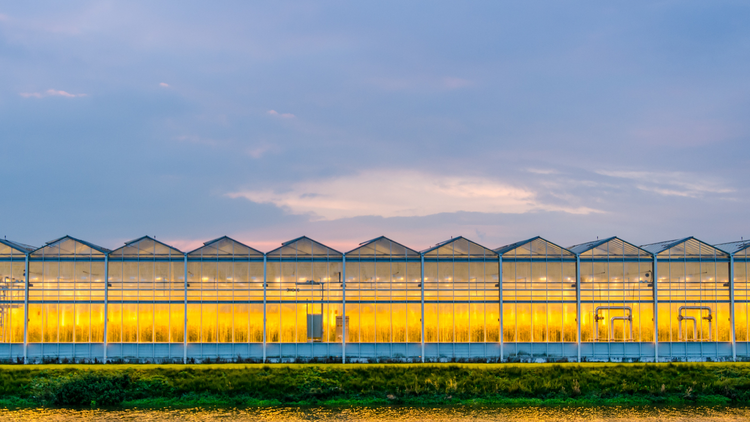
[1,407,749,422]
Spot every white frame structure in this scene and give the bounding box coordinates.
[0,234,744,363]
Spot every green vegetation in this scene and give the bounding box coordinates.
[0,363,750,408]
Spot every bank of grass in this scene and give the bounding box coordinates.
[0,363,750,408]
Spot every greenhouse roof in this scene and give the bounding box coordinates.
[0,239,36,256]
[188,236,263,258]
[109,236,182,258]
[267,236,342,258]
[422,236,497,258]
[495,236,574,258]
[346,236,420,258]
[715,240,750,257]
[641,237,728,259]
[31,235,110,258]
[568,236,651,258]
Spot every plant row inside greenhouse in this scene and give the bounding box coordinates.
[1,234,750,362]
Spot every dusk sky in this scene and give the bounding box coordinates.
[1,1,749,253]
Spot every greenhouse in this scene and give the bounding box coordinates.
[0,234,748,363]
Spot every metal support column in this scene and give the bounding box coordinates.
[576,255,581,363]
[730,256,736,361]
[420,254,425,363]
[653,256,659,362]
[183,254,188,364]
[341,255,346,364]
[22,254,29,364]
[498,255,503,362]
[103,255,109,363]
[262,254,267,363]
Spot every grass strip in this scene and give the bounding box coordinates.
[0,363,749,408]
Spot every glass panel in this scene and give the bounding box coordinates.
[28,304,42,343]
[154,304,170,342]
[360,303,376,342]
[455,303,469,342]
[218,304,233,342]
[170,304,185,343]
[736,303,748,342]
[189,237,262,258]
[107,304,122,343]
[139,303,154,343]
[516,303,531,342]
[44,304,58,343]
[110,237,181,258]
[90,304,104,342]
[31,237,106,258]
[469,303,484,342]
[75,303,90,343]
[122,304,138,343]
[266,304,279,343]
[347,237,419,258]
[532,303,546,342]
[59,304,74,343]
[186,304,201,342]
[249,304,263,342]
[376,303,390,342]
[202,303,218,342]
[424,304,438,342]
[392,303,407,342]
[425,237,496,258]
[502,302,516,342]
[280,304,295,342]
[267,237,342,258]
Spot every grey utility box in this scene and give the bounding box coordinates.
[307,314,323,341]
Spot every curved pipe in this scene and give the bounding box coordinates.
[593,306,633,342]
[677,306,712,341]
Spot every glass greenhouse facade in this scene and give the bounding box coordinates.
[1,235,748,363]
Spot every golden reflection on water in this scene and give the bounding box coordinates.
[1,407,750,422]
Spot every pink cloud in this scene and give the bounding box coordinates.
[19,89,87,98]
[267,110,295,118]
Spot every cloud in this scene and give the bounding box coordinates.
[19,89,87,98]
[159,82,170,87]
[527,168,560,175]
[246,143,273,159]
[267,110,295,118]
[596,170,734,198]
[226,170,601,220]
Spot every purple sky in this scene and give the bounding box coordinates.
[1,1,749,253]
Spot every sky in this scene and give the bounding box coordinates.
[1,1,749,253]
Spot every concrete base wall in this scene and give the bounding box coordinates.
[11,341,746,363]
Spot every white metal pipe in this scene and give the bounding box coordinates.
[678,315,698,341]
[730,256,736,361]
[262,254,267,363]
[677,306,712,341]
[22,253,29,364]
[183,254,188,364]
[653,256,659,362]
[103,255,109,363]
[593,306,633,342]
[420,254,425,363]
[341,255,346,364]
[498,255,503,362]
[576,255,581,362]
